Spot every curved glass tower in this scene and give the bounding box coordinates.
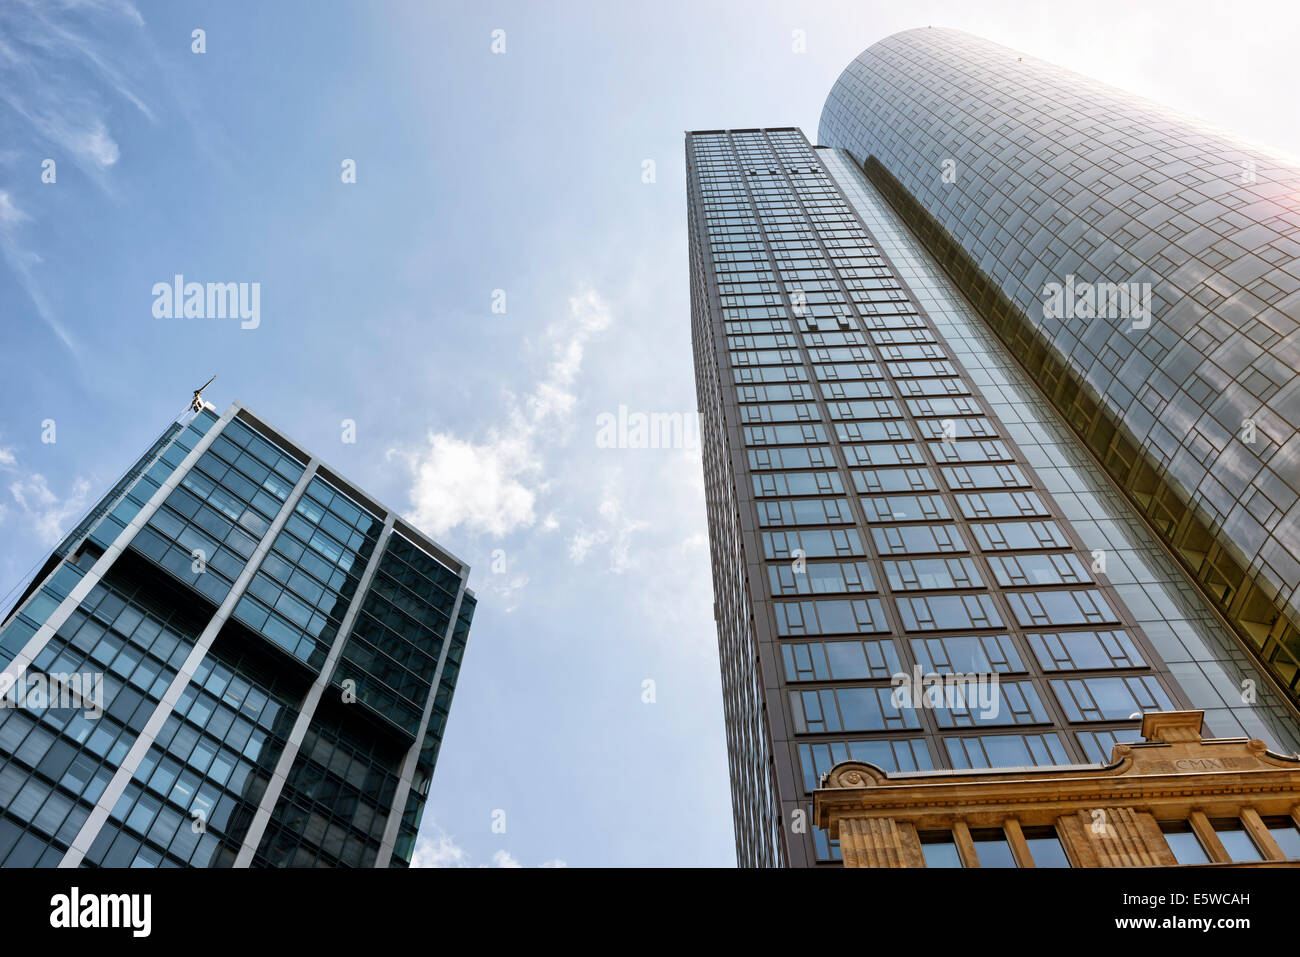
[689,28,1300,867]
[821,27,1300,716]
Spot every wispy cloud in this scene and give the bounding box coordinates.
[395,286,613,538]
[481,572,531,614]
[0,0,159,357]
[0,0,154,187]
[8,472,91,545]
[0,191,28,225]
[0,190,77,355]
[0,439,91,545]
[566,486,648,574]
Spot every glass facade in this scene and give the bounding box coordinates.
[820,146,1300,755]
[820,26,1300,708]
[687,125,1300,867]
[0,401,474,867]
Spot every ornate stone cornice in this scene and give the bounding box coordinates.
[813,712,1300,843]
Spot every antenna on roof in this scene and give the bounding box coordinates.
[191,375,216,413]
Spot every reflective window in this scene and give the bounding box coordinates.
[781,639,900,681]
[1263,817,1300,859]
[1051,676,1174,722]
[920,831,963,868]
[1161,822,1210,865]
[1022,827,1071,867]
[945,732,1069,769]
[912,634,1022,673]
[970,828,1017,867]
[1211,819,1263,863]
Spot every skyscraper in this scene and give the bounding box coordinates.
[687,29,1300,867]
[0,400,474,867]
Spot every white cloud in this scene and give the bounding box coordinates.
[402,430,537,538]
[567,529,597,565]
[0,192,27,225]
[76,122,120,167]
[679,531,708,552]
[8,473,92,545]
[482,573,530,614]
[410,830,469,868]
[566,488,648,574]
[0,95,123,172]
[409,827,560,868]
[0,445,16,469]
[398,286,612,538]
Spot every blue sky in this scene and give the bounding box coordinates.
[1,0,1298,867]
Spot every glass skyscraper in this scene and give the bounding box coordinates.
[0,400,474,867]
[688,28,1300,867]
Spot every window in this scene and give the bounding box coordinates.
[796,739,932,792]
[919,831,963,868]
[970,520,1069,551]
[739,401,819,423]
[774,598,889,636]
[842,443,922,467]
[955,491,1047,518]
[827,399,900,420]
[860,494,949,522]
[1005,589,1117,628]
[769,560,874,596]
[912,634,1022,673]
[1022,827,1071,867]
[834,421,911,443]
[1211,819,1263,862]
[930,439,1011,463]
[789,687,920,733]
[942,464,1029,490]
[762,528,864,559]
[1076,728,1142,763]
[744,423,827,445]
[945,732,1069,769]
[932,679,1048,728]
[970,828,1017,867]
[756,498,853,527]
[884,556,983,591]
[988,552,1091,587]
[1160,822,1210,865]
[780,639,900,681]
[873,523,967,555]
[852,467,936,494]
[1051,676,1173,722]
[1028,630,1145,671]
[752,470,843,497]
[896,593,1002,632]
[1262,817,1300,859]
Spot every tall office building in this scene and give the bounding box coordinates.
[0,400,474,867]
[688,28,1300,867]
